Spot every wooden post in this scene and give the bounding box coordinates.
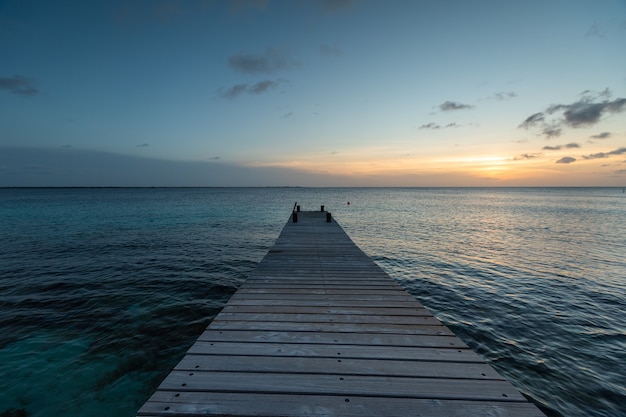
[292,212,298,223]
[296,205,301,212]
[320,205,325,212]
[326,212,332,222]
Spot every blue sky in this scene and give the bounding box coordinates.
[1,0,625,186]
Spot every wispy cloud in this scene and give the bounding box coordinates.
[439,101,473,111]
[519,112,545,129]
[519,89,626,138]
[582,147,626,160]
[556,157,576,164]
[542,125,562,138]
[491,91,517,101]
[228,48,298,74]
[280,111,293,119]
[0,75,38,96]
[590,131,611,139]
[248,79,278,94]
[419,122,462,130]
[514,153,542,161]
[136,143,149,148]
[320,42,343,58]
[218,79,286,99]
[543,143,580,151]
[585,22,604,38]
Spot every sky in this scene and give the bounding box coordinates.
[1,0,625,187]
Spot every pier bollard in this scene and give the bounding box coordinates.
[297,205,301,212]
[321,205,325,212]
[292,212,298,223]
[326,212,332,222]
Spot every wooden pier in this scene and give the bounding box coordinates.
[138,209,546,416]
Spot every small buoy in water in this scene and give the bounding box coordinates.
[347,201,350,205]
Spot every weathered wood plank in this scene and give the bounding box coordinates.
[153,371,528,402]
[220,305,430,316]
[214,312,442,325]
[197,329,469,348]
[228,293,417,301]
[224,298,425,308]
[173,354,502,379]
[138,392,545,417]
[186,341,481,362]
[208,320,452,335]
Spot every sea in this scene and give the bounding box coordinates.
[0,187,624,417]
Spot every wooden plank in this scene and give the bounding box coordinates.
[220,305,431,316]
[224,298,425,308]
[138,392,545,417]
[213,312,442,325]
[197,329,469,348]
[207,320,453,335]
[187,341,482,362]
[174,354,502,379]
[152,371,528,402]
[228,293,417,301]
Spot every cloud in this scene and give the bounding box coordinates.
[280,111,293,119]
[556,157,576,164]
[0,75,38,96]
[248,79,279,94]
[585,22,604,38]
[492,91,517,100]
[320,42,343,58]
[518,112,545,129]
[547,98,626,128]
[545,143,580,150]
[582,147,626,160]
[519,89,626,138]
[590,131,611,139]
[218,79,284,99]
[514,153,542,161]
[542,126,562,138]
[219,83,248,99]
[136,143,149,148]
[228,48,297,74]
[0,147,338,187]
[439,101,473,111]
[419,122,462,130]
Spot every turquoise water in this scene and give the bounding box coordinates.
[0,187,624,417]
